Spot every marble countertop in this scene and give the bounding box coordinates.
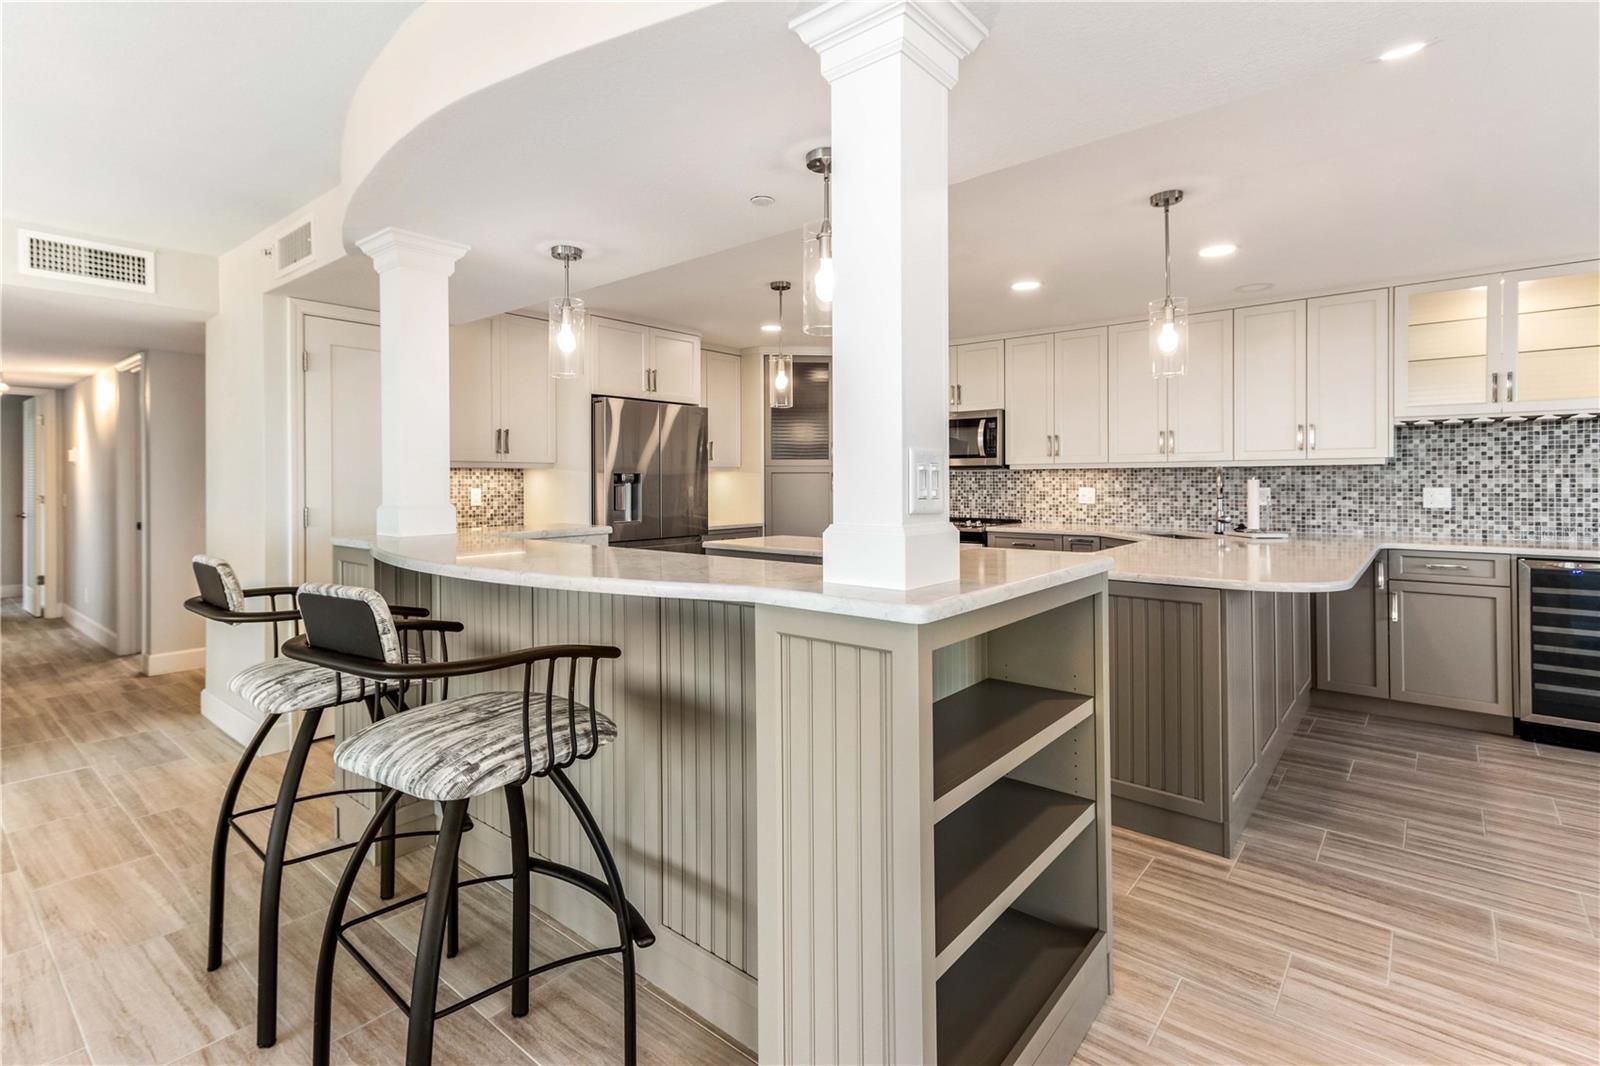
[702,535,824,559]
[364,530,1111,624]
[332,523,609,551]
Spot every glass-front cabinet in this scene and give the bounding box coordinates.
[1395,261,1599,419]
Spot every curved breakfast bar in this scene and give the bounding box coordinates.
[331,530,1116,1066]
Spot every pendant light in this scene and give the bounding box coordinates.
[768,281,794,409]
[548,244,587,378]
[802,147,832,337]
[1148,189,1188,378]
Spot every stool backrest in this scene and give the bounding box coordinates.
[192,555,245,611]
[296,584,403,665]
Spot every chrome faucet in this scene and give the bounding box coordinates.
[1212,467,1229,535]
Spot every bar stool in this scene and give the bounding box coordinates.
[281,582,655,1066]
[184,557,458,1049]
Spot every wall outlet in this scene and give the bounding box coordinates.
[1077,486,1096,505]
[908,447,943,515]
[469,486,483,507]
[1423,486,1452,509]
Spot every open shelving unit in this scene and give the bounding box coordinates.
[927,593,1109,1066]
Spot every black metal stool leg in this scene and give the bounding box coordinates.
[369,694,399,901]
[504,783,531,1017]
[446,851,461,959]
[552,769,638,1066]
[313,788,401,1066]
[407,799,469,1066]
[255,706,325,1049]
[208,712,276,971]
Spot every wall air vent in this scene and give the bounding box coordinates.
[274,219,314,275]
[18,229,155,292]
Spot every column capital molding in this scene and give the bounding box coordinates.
[790,0,987,89]
[356,227,471,275]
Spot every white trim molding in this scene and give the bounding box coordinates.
[144,646,206,676]
[355,228,470,275]
[790,0,988,88]
[63,605,118,651]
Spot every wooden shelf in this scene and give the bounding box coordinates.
[934,778,1093,972]
[932,679,1093,822]
[936,910,1101,1066]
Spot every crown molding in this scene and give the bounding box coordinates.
[791,1,987,89]
[356,228,471,274]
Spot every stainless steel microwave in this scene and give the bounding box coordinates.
[949,408,1005,468]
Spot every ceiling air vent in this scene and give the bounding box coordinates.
[18,229,155,292]
[274,219,314,275]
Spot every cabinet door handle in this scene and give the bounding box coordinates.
[1052,434,1060,456]
[504,428,510,454]
[1376,559,1386,590]
[1308,423,1317,451]
[708,440,714,462]
[1506,371,1515,403]
[1390,592,1400,623]
[958,384,963,404]
[1296,424,1305,449]
[1422,562,1470,571]
[1168,429,1176,454]
[1490,371,1499,403]
[950,385,955,405]
[494,428,502,454]
[1157,430,1166,454]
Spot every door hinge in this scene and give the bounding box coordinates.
[302,507,311,528]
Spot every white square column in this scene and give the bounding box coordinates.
[356,228,471,538]
[795,1,986,591]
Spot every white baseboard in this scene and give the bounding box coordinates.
[0,584,20,598]
[143,646,206,676]
[63,605,118,652]
[201,689,290,754]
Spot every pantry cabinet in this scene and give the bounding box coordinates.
[1107,311,1231,464]
[590,316,701,404]
[1003,328,1107,467]
[702,350,742,469]
[949,340,1005,411]
[448,312,555,466]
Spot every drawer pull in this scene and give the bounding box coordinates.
[1390,592,1400,623]
[1422,563,1470,571]
[1376,560,1386,590]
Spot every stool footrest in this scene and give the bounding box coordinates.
[226,787,472,866]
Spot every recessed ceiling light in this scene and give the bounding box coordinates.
[1198,243,1237,259]
[1378,40,1427,62]
[760,323,781,333]
[1235,282,1274,294]
[749,194,775,207]
[1010,279,1042,292]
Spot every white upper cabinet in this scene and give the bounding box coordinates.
[448,313,554,466]
[1166,310,1233,463]
[951,340,1004,410]
[1053,327,1108,463]
[1234,301,1308,462]
[588,317,701,403]
[1307,290,1390,459]
[1500,262,1599,415]
[1394,274,1500,418]
[1107,322,1167,463]
[703,350,742,469]
[1003,334,1056,466]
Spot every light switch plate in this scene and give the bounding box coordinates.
[908,447,943,515]
[1423,486,1452,509]
[1077,486,1096,504]
[470,486,483,507]
[1259,485,1272,504]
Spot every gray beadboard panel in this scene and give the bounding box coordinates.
[1109,593,1207,805]
[1252,593,1278,756]
[776,632,895,1064]
[952,419,1598,539]
[660,599,757,975]
[931,636,986,702]
[1223,590,1258,795]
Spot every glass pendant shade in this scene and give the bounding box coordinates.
[768,352,794,408]
[1148,296,1189,377]
[548,296,587,378]
[802,219,833,337]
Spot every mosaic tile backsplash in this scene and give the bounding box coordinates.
[951,421,1598,541]
[449,468,525,529]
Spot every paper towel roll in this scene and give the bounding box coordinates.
[1246,478,1262,531]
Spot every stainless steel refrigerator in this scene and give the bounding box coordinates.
[592,396,708,552]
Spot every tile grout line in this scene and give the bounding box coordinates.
[1145,976,1181,1045]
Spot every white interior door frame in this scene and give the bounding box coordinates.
[113,353,146,658]
[287,299,379,583]
[9,386,63,619]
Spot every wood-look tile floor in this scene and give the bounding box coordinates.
[4,604,1597,1064]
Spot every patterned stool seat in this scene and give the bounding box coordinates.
[335,691,617,802]
[229,659,377,716]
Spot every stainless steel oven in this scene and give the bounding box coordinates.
[949,408,1005,468]
[1518,558,1600,733]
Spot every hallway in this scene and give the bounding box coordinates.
[0,602,748,1065]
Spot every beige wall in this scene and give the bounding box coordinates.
[0,397,24,591]
[64,370,121,647]
[144,350,206,671]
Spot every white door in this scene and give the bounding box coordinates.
[1393,274,1501,418]
[1500,262,1600,416]
[650,328,701,404]
[954,340,1004,410]
[1233,301,1308,462]
[703,351,742,469]
[1107,321,1168,463]
[20,397,40,616]
[591,317,651,398]
[303,314,381,583]
[1166,310,1233,463]
[1053,328,1107,463]
[449,319,499,463]
[498,313,556,464]
[1307,290,1391,459]
[1003,335,1055,466]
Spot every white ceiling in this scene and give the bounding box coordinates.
[0,288,206,388]
[588,1,1599,347]
[1,1,418,255]
[340,2,1597,346]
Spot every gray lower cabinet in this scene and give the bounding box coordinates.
[1389,579,1514,715]
[1108,581,1311,855]
[1316,560,1390,698]
[989,532,1065,551]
